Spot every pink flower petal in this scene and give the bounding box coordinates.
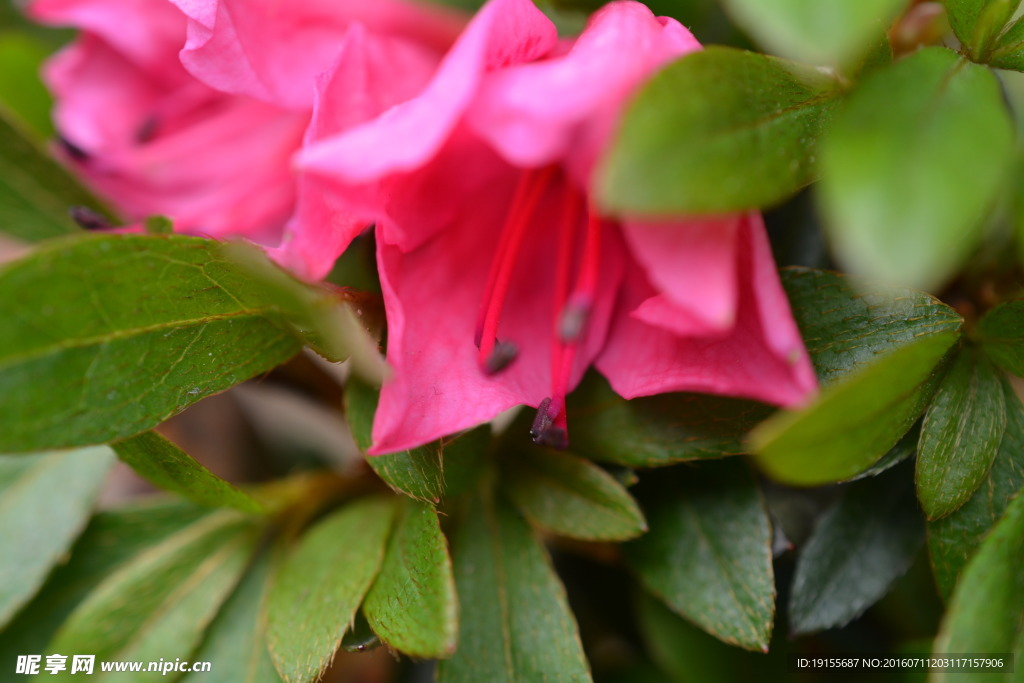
[370,169,624,453]
[619,215,742,334]
[172,0,466,110]
[467,1,699,177]
[270,23,442,278]
[297,0,557,184]
[598,217,818,407]
[30,0,186,75]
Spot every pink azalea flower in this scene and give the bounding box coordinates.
[296,0,819,454]
[29,0,464,244]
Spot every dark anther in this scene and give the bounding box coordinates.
[483,340,518,375]
[530,397,568,449]
[136,116,159,144]
[57,135,90,162]
[534,425,568,449]
[69,206,111,231]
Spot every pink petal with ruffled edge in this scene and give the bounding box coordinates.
[171,0,465,110]
[30,0,186,76]
[467,1,699,178]
[598,215,818,407]
[271,23,444,279]
[297,0,556,188]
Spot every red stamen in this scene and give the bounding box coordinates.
[541,205,603,447]
[550,186,582,384]
[475,166,556,373]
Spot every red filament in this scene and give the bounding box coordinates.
[475,167,603,449]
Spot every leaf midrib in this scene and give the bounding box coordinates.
[0,308,281,370]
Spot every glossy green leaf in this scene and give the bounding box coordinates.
[0,500,211,667]
[345,379,488,502]
[598,47,839,215]
[624,460,775,651]
[789,469,924,635]
[266,497,396,683]
[113,431,264,514]
[436,492,591,682]
[755,333,956,485]
[566,373,772,467]
[929,377,1024,600]
[363,500,457,658]
[781,268,964,382]
[946,0,1021,61]
[50,511,257,676]
[932,490,1024,681]
[820,47,1015,292]
[720,0,905,67]
[751,268,962,485]
[978,300,1024,377]
[0,105,112,243]
[0,234,302,452]
[989,16,1024,69]
[0,31,53,138]
[918,347,1006,519]
[0,447,114,628]
[500,446,647,541]
[183,551,282,683]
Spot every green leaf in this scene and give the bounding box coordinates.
[113,431,264,514]
[932,489,1024,680]
[0,234,302,452]
[781,268,964,382]
[820,47,1015,292]
[0,105,113,243]
[929,377,1024,600]
[50,511,258,677]
[634,589,762,683]
[598,47,839,215]
[624,460,775,651]
[945,0,1021,61]
[566,373,772,467]
[0,446,114,628]
[917,346,1007,519]
[362,500,457,658]
[979,300,1024,377]
[436,491,591,683]
[989,15,1024,70]
[183,551,282,683]
[345,378,488,502]
[844,422,920,482]
[751,268,962,485]
[0,500,211,667]
[499,445,647,541]
[222,242,386,382]
[755,334,956,485]
[720,0,906,67]
[788,469,924,635]
[0,31,54,138]
[266,497,396,683]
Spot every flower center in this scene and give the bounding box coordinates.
[474,166,603,449]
